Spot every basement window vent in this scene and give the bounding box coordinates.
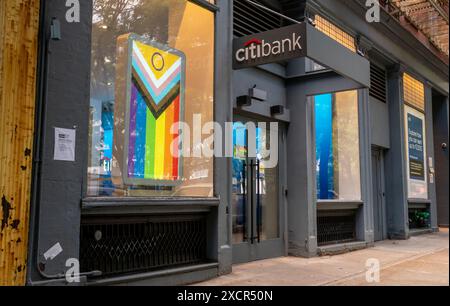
[233,0,283,37]
[80,214,208,278]
[370,63,387,103]
[317,210,357,246]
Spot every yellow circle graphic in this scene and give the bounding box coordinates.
[151,52,165,72]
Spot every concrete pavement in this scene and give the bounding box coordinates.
[196,229,449,286]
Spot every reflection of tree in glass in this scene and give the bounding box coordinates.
[91,0,173,101]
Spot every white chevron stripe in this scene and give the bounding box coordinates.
[133,43,182,89]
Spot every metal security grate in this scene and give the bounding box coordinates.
[233,0,283,37]
[370,63,387,103]
[317,212,356,246]
[403,73,425,112]
[80,215,207,277]
[314,15,356,53]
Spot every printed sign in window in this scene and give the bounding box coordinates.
[407,113,425,180]
[404,105,428,199]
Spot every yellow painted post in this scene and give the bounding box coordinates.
[0,0,40,286]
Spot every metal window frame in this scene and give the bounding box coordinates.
[83,0,218,202]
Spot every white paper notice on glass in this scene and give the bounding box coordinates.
[54,127,76,161]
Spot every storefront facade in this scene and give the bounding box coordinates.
[19,0,448,285]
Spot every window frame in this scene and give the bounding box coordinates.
[311,89,363,204]
[402,71,428,200]
[83,0,218,201]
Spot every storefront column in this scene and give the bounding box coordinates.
[424,83,439,232]
[27,0,92,285]
[358,89,375,244]
[215,0,233,275]
[357,36,375,245]
[385,64,409,239]
[286,83,317,257]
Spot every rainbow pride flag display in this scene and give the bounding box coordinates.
[115,35,185,186]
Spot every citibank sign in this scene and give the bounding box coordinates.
[233,23,307,70]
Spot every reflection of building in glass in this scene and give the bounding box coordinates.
[88,100,114,196]
[314,91,361,201]
[87,0,214,197]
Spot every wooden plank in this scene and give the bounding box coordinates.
[0,0,40,286]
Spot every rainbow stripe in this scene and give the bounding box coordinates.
[126,40,183,182]
[128,81,180,180]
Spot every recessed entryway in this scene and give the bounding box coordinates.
[372,147,387,241]
[231,115,286,264]
[432,90,449,228]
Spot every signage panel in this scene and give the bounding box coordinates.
[404,105,428,199]
[233,23,307,69]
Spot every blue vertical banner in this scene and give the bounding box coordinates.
[315,94,334,200]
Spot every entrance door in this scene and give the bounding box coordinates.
[231,116,285,264]
[372,148,386,241]
[432,92,449,227]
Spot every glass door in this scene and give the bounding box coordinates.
[232,116,285,264]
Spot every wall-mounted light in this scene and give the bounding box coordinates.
[249,86,267,102]
[236,95,252,107]
[271,105,285,116]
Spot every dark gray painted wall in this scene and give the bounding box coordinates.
[308,0,448,239]
[28,0,233,285]
[26,0,449,286]
[305,22,370,87]
[233,68,287,110]
[215,0,234,275]
[385,66,409,239]
[425,85,438,231]
[432,94,449,227]
[285,73,369,256]
[370,97,390,149]
[312,0,449,94]
[28,0,92,283]
[359,89,375,243]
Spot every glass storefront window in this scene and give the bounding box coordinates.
[88,0,214,197]
[403,74,428,199]
[404,106,428,199]
[232,119,279,243]
[313,90,361,201]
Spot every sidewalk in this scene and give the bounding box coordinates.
[197,229,449,286]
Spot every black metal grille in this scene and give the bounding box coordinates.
[408,207,431,230]
[233,0,283,37]
[370,63,387,103]
[80,215,207,277]
[317,212,356,246]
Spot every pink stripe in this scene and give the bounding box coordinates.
[133,50,181,96]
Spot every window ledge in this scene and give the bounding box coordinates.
[318,241,368,256]
[82,197,220,215]
[408,198,431,204]
[87,262,219,286]
[408,200,430,210]
[317,201,363,211]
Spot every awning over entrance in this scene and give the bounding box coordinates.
[305,22,370,88]
[233,22,371,88]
